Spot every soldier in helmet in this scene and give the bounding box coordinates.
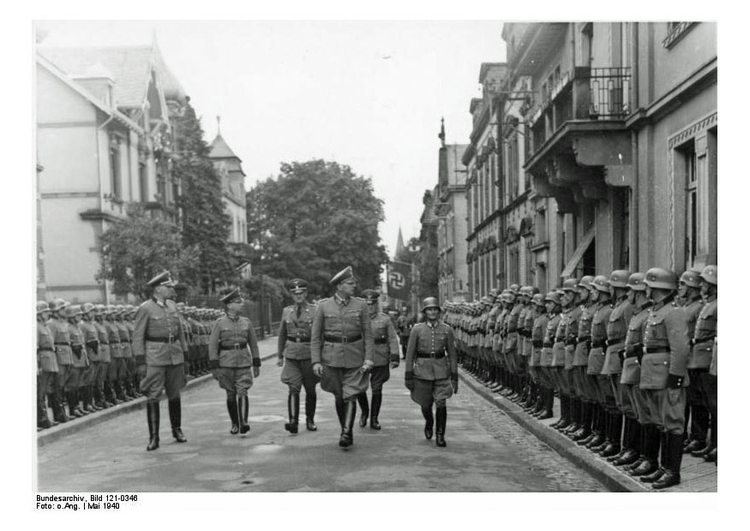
[104,305,127,403]
[92,305,114,408]
[132,271,190,451]
[46,299,75,421]
[551,281,576,431]
[115,305,136,401]
[637,267,690,489]
[37,301,61,429]
[689,265,717,463]
[65,304,89,417]
[358,289,400,429]
[405,297,458,447]
[568,276,595,442]
[554,279,582,434]
[209,288,261,435]
[277,279,319,433]
[78,303,101,413]
[525,293,546,415]
[310,266,375,448]
[537,291,562,420]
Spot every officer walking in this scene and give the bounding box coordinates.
[132,271,190,451]
[358,289,400,429]
[310,266,375,448]
[404,297,458,447]
[209,288,261,435]
[277,279,319,433]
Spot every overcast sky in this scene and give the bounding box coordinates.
[36,20,506,256]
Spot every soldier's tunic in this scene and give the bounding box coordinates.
[602,297,634,411]
[588,301,613,404]
[79,320,99,387]
[529,310,548,381]
[405,320,458,409]
[278,301,320,394]
[573,303,594,402]
[67,321,88,390]
[92,320,111,387]
[132,298,189,400]
[540,311,561,390]
[640,295,690,434]
[689,294,717,435]
[48,317,75,392]
[208,313,261,397]
[366,311,400,392]
[116,319,133,380]
[506,304,523,374]
[105,319,124,381]
[552,308,570,394]
[311,295,374,400]
[37,320,59,398]
[621,301,652,423]
[492,308,507,367]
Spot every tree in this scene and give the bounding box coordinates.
[98,204,199,300]
[173,97,233,294]
[246,159,389,298]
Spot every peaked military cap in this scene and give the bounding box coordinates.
[330,266,356,285]
[361,289,380,302]
[288,278,309,294]
[147,270,175,288]
[220,288,243,305]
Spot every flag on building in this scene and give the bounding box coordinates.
[387,261,412,301]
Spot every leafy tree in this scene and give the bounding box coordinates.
[246,159,389,299]
[98,204,199,300]
[172,97,233,294]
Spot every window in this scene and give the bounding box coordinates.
[535,208,548,244]
[664,22,697,49]
[525,237,534,285]
[679,129,716,269]
[508,133,520,198]
[508,244,520,285]
[109,138,121,199]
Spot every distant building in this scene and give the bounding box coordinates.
[36,40,188,302]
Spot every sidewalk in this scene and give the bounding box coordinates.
[36,335,280,448]
[458,369,718,492]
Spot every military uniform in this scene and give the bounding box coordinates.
[585,282,614,452]
[105,307,127,402]
[527,295,548,416]
[37,302,61,428]
[47,305,76,417]
[93,306,113,407]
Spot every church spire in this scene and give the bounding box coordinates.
[395,226,406,258]
[438,117,446,148]
[217,115,222,136]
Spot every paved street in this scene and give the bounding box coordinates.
[37,338,606,492]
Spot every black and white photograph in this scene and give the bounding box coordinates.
[16,1,742,524]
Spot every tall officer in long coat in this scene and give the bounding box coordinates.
[311,266,375,448]
[405,297,458,447]
[133,271,190,451]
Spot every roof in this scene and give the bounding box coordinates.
[208,133,241,161]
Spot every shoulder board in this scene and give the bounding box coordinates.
[318,297,330,303]
[353,296,365,302]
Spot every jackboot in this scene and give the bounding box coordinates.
[168,397,187,442]
[571,401,592,440]
[370,393,383,430]
[653,432,684,490]
[335,396,345,428]
[50,393,69,423]
[536,388,554,420]
[339,399,356,448]
[684,404,709,452]
[551,395,567,429]
[66,391,81,418]
[608,415,631,462]
[37,393,54,429]
[630,424,660,476]
[624,422,649,472]
[285,393,300,434]
[238,395,250,434]
[83,387,97,413]
[146,400,160,451]
[564,397,581,434]
[435,406,447,447]
[305,394,317,431]
[586,405,606,449]
[358,393,370,428]
[600,413,622,458]
[422,405,434,440]
[612,418,640,466]
[640,431,668,483]
[73,389,88,416]
[227,397,240,434]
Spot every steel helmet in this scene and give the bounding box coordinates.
[65,304,83,318]
[81,302,96,314]
[544,291,561,305]
[579,275,595,289]
[591,275,611,293]
[106,305,117,315]
[520,285,534,297]
[421,297,441,312]
[645,268,678,290]
[95,304,106,314]
[508,284,520,294]
[609,269,632,288]
[562,278,579,292]
[700,265,717,286]
[37,301,50,314]
[532,293,546,307]
[49,298,69,313]
[627,272,647,291]
[679,270,702,289]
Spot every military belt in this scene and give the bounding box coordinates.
[374,338,388,345]
[55,342,71,346]
[644,346,671,354]
[591,339,606,349]
[624,349,640,360]
[324,334,363,344]
[291,337,311,343]
[416,351,445,359]
[221,342,248,350]
[577,335,591,344]
[146,336,178,343]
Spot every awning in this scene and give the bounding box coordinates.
[560,225,595,279]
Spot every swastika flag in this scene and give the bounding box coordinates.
[387,261,412,301]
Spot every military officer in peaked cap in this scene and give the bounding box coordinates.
[209,288,261,435]
[133,271,190,451]
[277,279,320,433]
[358,289,400,429]
[311,266,375,448]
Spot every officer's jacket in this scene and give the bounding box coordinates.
[37,320,59,372]
[541,312,560,367]
[93,320,111,363]
[405,321,458,380]
[116,320,132,358]
[278,301,316,360]
[105,320,123,358]
[688,295,717,369]
[132,298,187,366]
[529,311,547,367]
[208,313,260,368]
[67,321,89,368]
[640,295,689,389]
[311,296,374,368]
[602,298,634,375]
[79,320,100,363]
[620,302,652,385]
[368,311,401,366]
[573,304,595,367]
[47,317,73,366]
[588,302,613,375]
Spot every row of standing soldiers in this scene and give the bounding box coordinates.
[445,265,717,490]
[36,299,223,429]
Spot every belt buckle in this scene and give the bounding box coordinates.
[234,343,240,350]
[168,334,174,343]
[342,336,348,344]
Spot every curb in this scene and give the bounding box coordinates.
[37,351,279,448]
[458,369,648,492]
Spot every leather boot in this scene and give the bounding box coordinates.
[370,393,382,430]
[613,418,640,466]
[536,388,554,420]
[285,393,300,434]
[168,397,187,442]
[551,395,567,430]
[66,391,81,418]
[335,396,345,428]
[50,393,69,423]
[586,405,606,449]
[571,401,592,440]
[608,416,630,462]
[624,422,648,472]
[358,393,369,428]
[422,406,434,440]
[600,413,622,458]
[704,447,717,463]
[564,398,580,434]
[146,400,160,451]
[641,431,668,483]
[339,399,356,448]
[37,392,54,429]
[653,432,684,490]
[630,424,660,476]
[685,404,709,451]
[238,395,250,434]
[305,394,317,431]
[227,397,240,434]
[74,389,88,416]
[435,406,447,447]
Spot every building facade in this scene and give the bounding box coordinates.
[36,42,188,303]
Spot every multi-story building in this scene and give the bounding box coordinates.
[36,42,187,302]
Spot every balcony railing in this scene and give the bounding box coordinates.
[588,67,631,119]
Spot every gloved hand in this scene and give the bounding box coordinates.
[405,371,414,391]
[451,373,459,394]
[312,363,324,377]
[361,359,374,373]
